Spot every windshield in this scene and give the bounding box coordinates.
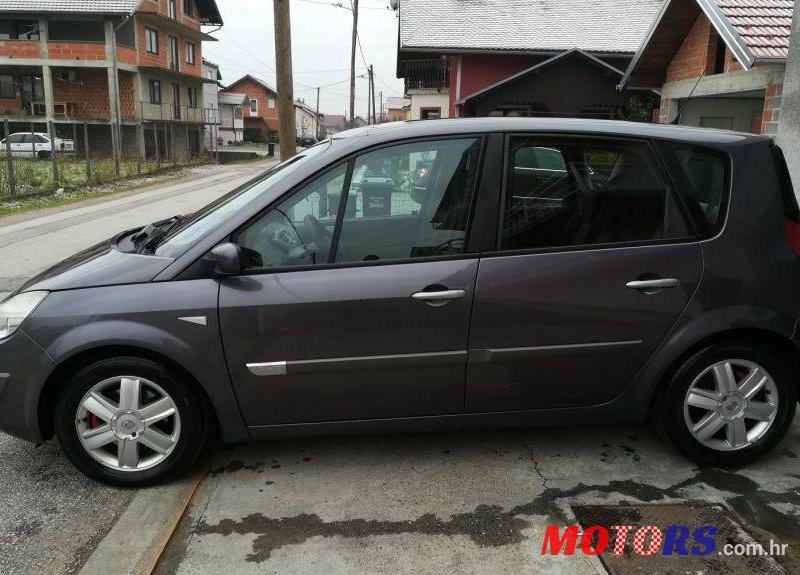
[154,140,334,259]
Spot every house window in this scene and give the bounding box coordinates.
[168,36,179,71]
[168,0,177,19]
[234,106,242,120]
[420,107,441,120]
[187,86,198,108]
[267,98,275,109]
[145,28,159,54]
[249,98,258,114]
[149,79,161,104]
[183,0,194,17]
[185,42,195,65]
[0,74,14,98]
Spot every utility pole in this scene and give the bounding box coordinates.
[778,0,800,198]
[315,86,321,139]
[369,65,376,125]
[379,90,383,123]
[274,0,297,159]
[349,0,359,129]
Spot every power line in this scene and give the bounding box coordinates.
[373,71,402,96]
[294,0,392,10]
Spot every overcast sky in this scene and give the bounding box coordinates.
[203,0,404,118]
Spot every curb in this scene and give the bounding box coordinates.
[78,471,205,575]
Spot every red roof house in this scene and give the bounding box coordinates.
[621,0,794,134]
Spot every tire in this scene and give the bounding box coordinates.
[37,150,50,159]
[55,357,209,486]
[656,342,797,467]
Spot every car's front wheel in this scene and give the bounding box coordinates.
[657,342,797,467]
[55,357,209,486]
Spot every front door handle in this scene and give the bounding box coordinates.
[411,289,467,307]
[626,278,681,293]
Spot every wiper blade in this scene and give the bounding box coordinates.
[134,215,184,254]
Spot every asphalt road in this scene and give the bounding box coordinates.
[0,159,276,575]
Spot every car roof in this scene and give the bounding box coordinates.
[332,117,769,148]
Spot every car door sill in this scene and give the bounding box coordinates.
[246,404,629,440]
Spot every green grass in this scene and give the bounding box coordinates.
[0,156,192,198]
[0,164,194,218]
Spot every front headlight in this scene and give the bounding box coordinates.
[0,291,48,339]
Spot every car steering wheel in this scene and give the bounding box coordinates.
[304,214,333,256]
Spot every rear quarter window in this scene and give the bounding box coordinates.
[656,141,729,237]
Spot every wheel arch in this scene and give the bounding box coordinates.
[38,345,221,441]
[646,327,800,416]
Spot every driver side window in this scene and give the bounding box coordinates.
[237,164,346,270]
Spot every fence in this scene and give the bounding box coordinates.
[0,118,209,199]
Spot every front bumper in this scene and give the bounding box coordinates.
[0,329,56,442]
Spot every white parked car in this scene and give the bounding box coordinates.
[0,132,75,159]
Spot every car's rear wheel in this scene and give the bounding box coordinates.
[55,357,208,486]
[657,343,796,467]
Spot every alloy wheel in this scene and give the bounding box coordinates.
[75,376,181,471]
[683,359,778,452]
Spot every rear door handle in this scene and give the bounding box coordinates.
[626,278,681,292]
[411,289,467,307]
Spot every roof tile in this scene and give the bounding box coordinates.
[715,0,793,59]
[399,0,665,54]
[0,0,139,13]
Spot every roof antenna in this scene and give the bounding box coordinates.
[671,73,704,125]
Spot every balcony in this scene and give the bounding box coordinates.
[401,59,449,93]
[138,101,209,123]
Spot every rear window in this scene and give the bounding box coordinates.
[657,141,729,237]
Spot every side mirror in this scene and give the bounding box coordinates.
[207,242,243,276]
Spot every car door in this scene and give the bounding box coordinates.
[218,136,486,427]
[466,134,704,412]
[7,133,23,156]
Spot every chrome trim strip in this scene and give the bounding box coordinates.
[247,351,467,377]
[178,316,207,326]
[469,341,643,364]
[246,361,287,377]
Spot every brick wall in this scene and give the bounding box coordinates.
[761,83,783,135]
[138,0,202,31]
[0,97,22,114]
[135,20,202,77]
[0,41,40,59]
[47,42,106,61]
[666,14,718,83]
[658,98,673,124]
[117,46,138,66]
[52,68,110,118]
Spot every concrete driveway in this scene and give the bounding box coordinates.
[154,422,800,574]
[0,159,275,575]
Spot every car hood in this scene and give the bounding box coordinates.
[15,232,174,294]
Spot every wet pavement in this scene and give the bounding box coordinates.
[154,416,800,575]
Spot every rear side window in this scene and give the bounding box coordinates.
[657,141,729,236]
[771,144,799,222]
[502,136,688,251]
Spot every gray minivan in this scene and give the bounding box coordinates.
[2,118,800,485]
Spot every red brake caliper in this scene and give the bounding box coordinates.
[89,413,100,429]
